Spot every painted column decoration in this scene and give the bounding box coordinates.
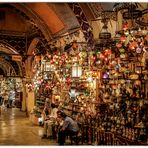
[68,3,95,50]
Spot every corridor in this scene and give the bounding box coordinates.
[0,108,57,146]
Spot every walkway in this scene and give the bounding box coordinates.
[0,107,57,146]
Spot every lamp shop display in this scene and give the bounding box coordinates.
[30,5,147,145]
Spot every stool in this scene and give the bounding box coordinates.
[70,131,82,145]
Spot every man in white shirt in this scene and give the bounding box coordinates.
[42,103,58,139]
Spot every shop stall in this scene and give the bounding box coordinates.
[28,6,147,144]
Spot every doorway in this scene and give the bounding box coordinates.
[0,77,23,109]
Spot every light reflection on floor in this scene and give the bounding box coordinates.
[0,108,57,145]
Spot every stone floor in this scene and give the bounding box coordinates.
[0,107,58,146]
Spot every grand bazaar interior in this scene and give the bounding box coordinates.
[0,2,147,146]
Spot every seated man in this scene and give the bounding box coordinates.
[57,112,79,145]
[53,110,64,140]
[41,103,58,139]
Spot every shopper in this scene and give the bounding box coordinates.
[3,93,9,107]
[57,112,79,145]
[41,103,58,139]
[0,95,4,105]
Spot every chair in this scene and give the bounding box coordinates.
[70,131,82,145]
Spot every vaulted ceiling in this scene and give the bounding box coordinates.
[0,3,147,78]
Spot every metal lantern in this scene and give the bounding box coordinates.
[44,61,52,72]
[72,65,82,78]
[42,60,54,80]
[99,24,111,40]
[69,88,76,98]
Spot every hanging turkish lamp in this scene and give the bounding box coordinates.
[72,63,82,78]
[130,29,137,37]
[136,46,142,54]
[66,77,71,85]
[119,48,125,53]
[112,84,117,89]
[99,23,111,40]
[55,61,59,65]
[104,48,112,56]
[79,50,87,59]
[141,28,148,36]
[122,21,128,31]
[129,40,138,50]
[120,53,126,59]
[120,35,127,42]
[129,43,134,50]
[116,41,122,48]
[124,30,129,36]
[95,17,113,49]
[59,60,63,65]
[137,37,142,43]
[92,53,96,61]
[47,54,52,59]
[100,53,105,59]
[125,34,132,46]
[103,72,109,79]
[50,59,54,64]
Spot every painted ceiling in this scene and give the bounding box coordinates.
[0,3,147,77]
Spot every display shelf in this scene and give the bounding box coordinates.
[35,95,46,108]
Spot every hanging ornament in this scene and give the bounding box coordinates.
[120,54,126,59]
[112,84,117,89]
[136,47,142,54]
[96,60,101,65]
[124,30,129,36]
[122,21,128,31]
[50,59,54,64]
[104,48,112,56]
[79,51,87,59]
[120,35,127,42]
[119,48,125,53]
[116,42,122,48]
[100,53,105,59]
[125,34,132,46]
[129,41,138,50]
[47,54,52,59]
[66,77,71,86]
[103,72,109,79]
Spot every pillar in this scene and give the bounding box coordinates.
[21,83,27,111]
[21,80,35,115]
[26,88,35,113]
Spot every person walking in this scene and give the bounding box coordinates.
[3,92,9,107]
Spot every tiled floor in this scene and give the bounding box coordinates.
[0,107,58,146]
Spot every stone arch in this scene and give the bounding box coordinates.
[0,42,24,77]
[0,58,16,76]
[25,38,40,78]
